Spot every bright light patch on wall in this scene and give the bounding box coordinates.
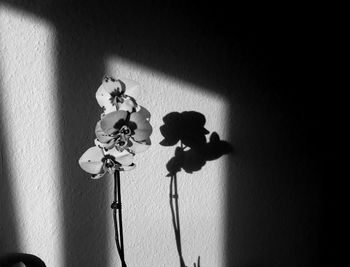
[104,56,230,267]
[0,5,62,266]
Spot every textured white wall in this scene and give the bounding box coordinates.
[1,2,326,267]
[0,5,62,267]
[1,4,230,267]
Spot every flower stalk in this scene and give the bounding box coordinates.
[78,75,152,267]
[112,170,127,267]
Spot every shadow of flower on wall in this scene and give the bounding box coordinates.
[160,111,233,267]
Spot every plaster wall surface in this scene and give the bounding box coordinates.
[1,5,229,267]
[1,2,326,267]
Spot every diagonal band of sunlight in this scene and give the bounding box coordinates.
[0,5,62,266]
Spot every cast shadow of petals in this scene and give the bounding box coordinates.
[166,132,233,176]
[160,111,208,149]
[160,111,233,176]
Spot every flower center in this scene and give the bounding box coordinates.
[109,80,126,105]
[119,125,131,135]
[110,125,132,151]
[103,155,121,173]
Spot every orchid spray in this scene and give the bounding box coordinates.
[79,76,152,267]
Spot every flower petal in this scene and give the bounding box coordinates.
[95,121,114,145]
[100,110,128,135]
[105,148,134,166]
[95,83,116,114]
[94,138,115,150]
[129,138,151,154]
[138,106,151,121]
[91,171,107,179]
[117,97,138,112]
[129,112,153,141]
[120,77,140,99]
[102,75,125,94]
[120,163,136,171]
[78,147,104,175]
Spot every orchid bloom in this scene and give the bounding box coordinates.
[95,110,152,154]
[95,75,141,115]
[79,146,135,179]
[79,74,152,177]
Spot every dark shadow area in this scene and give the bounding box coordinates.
[1,1,330,266]
[0,65,20,255]
[161,111,232,266]
[53,21,110,267]
[0,253,46,267]
[161,111,233,176]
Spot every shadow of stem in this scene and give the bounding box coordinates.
[162,111,233,267]
[169,173,200,267]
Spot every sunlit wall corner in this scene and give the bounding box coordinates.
[0,5,62,266]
